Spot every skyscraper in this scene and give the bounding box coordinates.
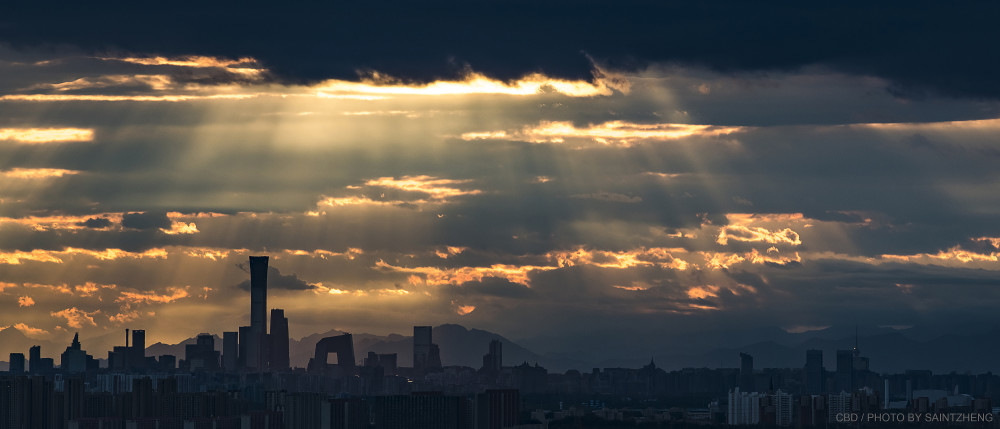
[8,353,24,374]
[28,345,40,374]
[131,329,145,368]
[248,256,269,370]
[482,339,502,373]
[269,309,289,371]
[223,331,239,370]
[413,326,432,372]
[739,352,754,392]
[804,349,824,394]
[836,349,853,393]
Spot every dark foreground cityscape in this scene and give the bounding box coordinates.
[2,257,998,429]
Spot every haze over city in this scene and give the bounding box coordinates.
[2,2,1000,370]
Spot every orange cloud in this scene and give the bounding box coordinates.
[0,93,262,102]
[365,175,482,200]
[0,128,94,143]
[701,249,802,269]
[1,168,80,179]
[376,260,553,287]
[160,221,199,235]
[28,74,174,92]
[717,225,802,246]
[974,237,1000,249]
[116,287,190,304]
[686,285,721,299]
[435,246,467,259]
[50,307,98,329]
[462,120,744,146]
[548,247,689,270]
[18,296,35,307]
[105,55,264,78]
[0,213,122,231]
[456,305,476,315]
[108,310,140,324]
[0,247,168,264]
[11,323,49,337]
[880,247,999,265]
[284,248,363,260]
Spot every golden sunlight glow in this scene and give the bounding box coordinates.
[116,287,190,304]
[880,247,1000,265]
[314,71,627,98]
[0,128,94,143]
[686,285,721,299]
[0,94,262,102]
[29,75,174,92]
[1,168,80,179]
[548,247,689,270]
[160,222,199,235]
[0,214,121,231]
[376,260,554,287]
[462,120,744,146]
[717,225,802,246]
[106,56,264,77]
[0,247,167,265]
[365,176,482,199]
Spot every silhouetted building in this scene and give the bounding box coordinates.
[374,393,471,429]
[8,353,24,374]
[248,255,269,371]
[131,329,145,369]
[28,345,40,374]
[804,349,824,394]
[308,334,356,375]
[184,334,220,371]
[379,354,398,375]
[836,349,853,392]
[269,309,289,371]
[238,325,252,369]
[739,352,754,392]
[476,389,518,429]
[481,340,502,373]
[223,331,238,370]
[413,326,432,373]
[60,333,91,373]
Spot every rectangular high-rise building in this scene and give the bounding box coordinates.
[131,329,145,368]
[248,256,269,370]
[739,352,754,392]
[269,309,289,371]
[836,349,853,393]
[223,331,239,370]
[413,326,432,372]
[804,349,824,394]
[8,353,24,374]
[28,345,40,374]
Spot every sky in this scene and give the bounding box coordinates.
[1,2,1000,362]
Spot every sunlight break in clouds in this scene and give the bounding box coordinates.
[0,168,80,179]
[314,70,629,98]
[462,120,744,146]
[0,128,94,143]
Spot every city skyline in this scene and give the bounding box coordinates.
[2,2,1000,367]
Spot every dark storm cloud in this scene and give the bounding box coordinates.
[2,2,1000,98]
[234,265,316,291]
[120,212,171,230]
[76,217,111,229]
